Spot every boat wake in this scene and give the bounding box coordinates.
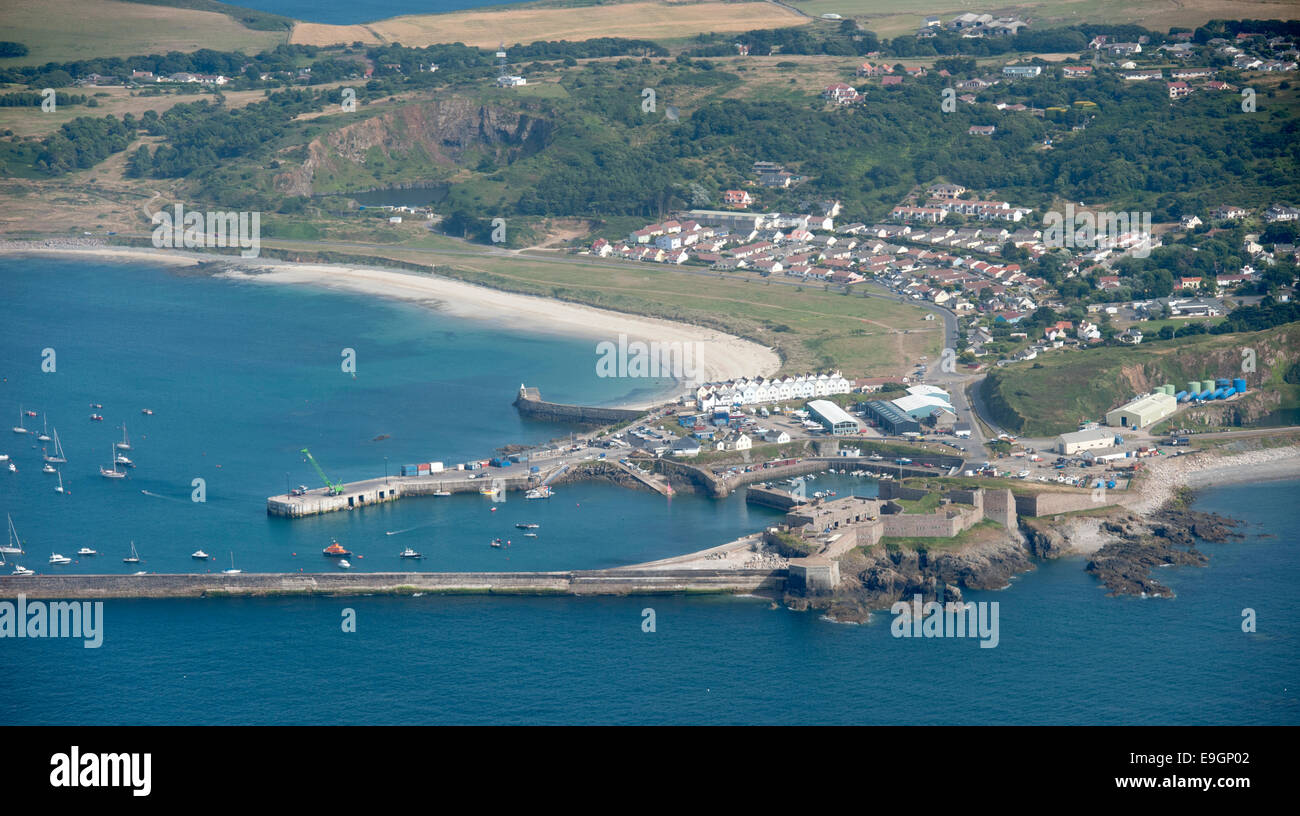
[385,521,438,537]
[140,489,187,502]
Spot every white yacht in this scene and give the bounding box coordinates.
[123,541,141,564]
[11,565,34,576]
[77,547,97,556]
[336,559,351,569]
[44,428,67,463]
[12,408,28,435]
[100,446,126,479]
[2,514,23,555]
[222,552,241,574]
[49,553,71,565]
[191,550,210,560]
[116,424,131,451]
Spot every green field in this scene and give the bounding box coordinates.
[0,0,286,65]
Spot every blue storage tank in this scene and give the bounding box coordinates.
[1213,389,1227,400]
[1234,378,1247,393]
[1216,378,1230,387]
[1200,390,1215,400]
[1175,390,1188,402]
[1106,480,1117,489]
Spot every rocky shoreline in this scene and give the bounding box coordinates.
[783,530,1035,624]
[1083,494,1244,598]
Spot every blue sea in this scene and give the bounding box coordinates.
[231,0,524,25]
[1,258,1297,724]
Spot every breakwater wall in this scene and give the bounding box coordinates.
[514,384,645,426]
[0,569,785,600]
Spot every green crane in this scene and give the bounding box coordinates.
[301,448,345,495]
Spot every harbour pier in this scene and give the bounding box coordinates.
[266,470,548,518]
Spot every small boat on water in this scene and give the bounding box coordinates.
[42,463,55,474]
[24,409,37,418]
[114,452,135,468]
[90,414,104,422]
[191,550,210,560]
[399,548,422,559]
[11,565,34,576]
[0,453,7,461]
[515,523,540,529]
[37,415,50,443]
[44,428,67,463]
[432,490,451,497]
[141,409,153,416]
[116,424,131,451]
[222,552,241,574]
[323,540,352,557]
[525,486,552,500]
[8,462,16,473]
[123,541,141,564]
[100,446,126,479]
[77,547,96,556]
[490,538,506,548]
[54,470,65,494]
[89,404,102,410]
[336,559,351,569]
[49,553,71,565]
[478,486,497,496]
[523,532,538,538]
[13,408,29,435]
[3,515,24,556]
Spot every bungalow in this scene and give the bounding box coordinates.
[881,75,903,87]
[1211,205,1249,220]
[1002,65,1042,77]
[824,83,862,104]
[856,62,893,77]
[1062,65,1092,78]
[1121,70,1163,81]
[723,190,754,207]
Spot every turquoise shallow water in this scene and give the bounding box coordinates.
[1,258,1297,724]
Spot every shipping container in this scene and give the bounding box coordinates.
[430,462,444,473]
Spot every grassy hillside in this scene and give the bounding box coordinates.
[980,323,1300,436]
[0,0,287,65]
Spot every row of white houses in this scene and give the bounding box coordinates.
[694,371,852,411]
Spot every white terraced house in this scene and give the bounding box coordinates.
[694,371,852,411]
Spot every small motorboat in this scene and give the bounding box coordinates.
[90,414,104,422]
[432,490,451,496]
[523,532,538,538]
[336,559,351,569]
[49,553,71,565]
[191,549,210,560]
[399,548,423,559]
[141,409,153,415]
[0,454,8,461]
[42,463,56,474]
[323,540,352,557]
[11,565,34,576]
[77,547,97,556]
[89,404,102,410]
[24,409,37,418]
[7,462,15,473]
[515,523,540,530]
[490,538,504,549]
[114,453,135,468]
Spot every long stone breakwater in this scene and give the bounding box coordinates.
[0,569,786,600]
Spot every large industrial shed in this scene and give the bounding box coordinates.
[861,400,921,435]
[1106,392,1177,429]
[1056,428,1118,455]
[808,400,861,435]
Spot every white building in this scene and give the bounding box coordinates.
[1056,428,1117,455]
[695,371,851,411]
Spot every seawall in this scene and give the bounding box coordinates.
[514,384,645,426]
[0,569,785,600]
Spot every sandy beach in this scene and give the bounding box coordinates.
[0,242,781,407]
